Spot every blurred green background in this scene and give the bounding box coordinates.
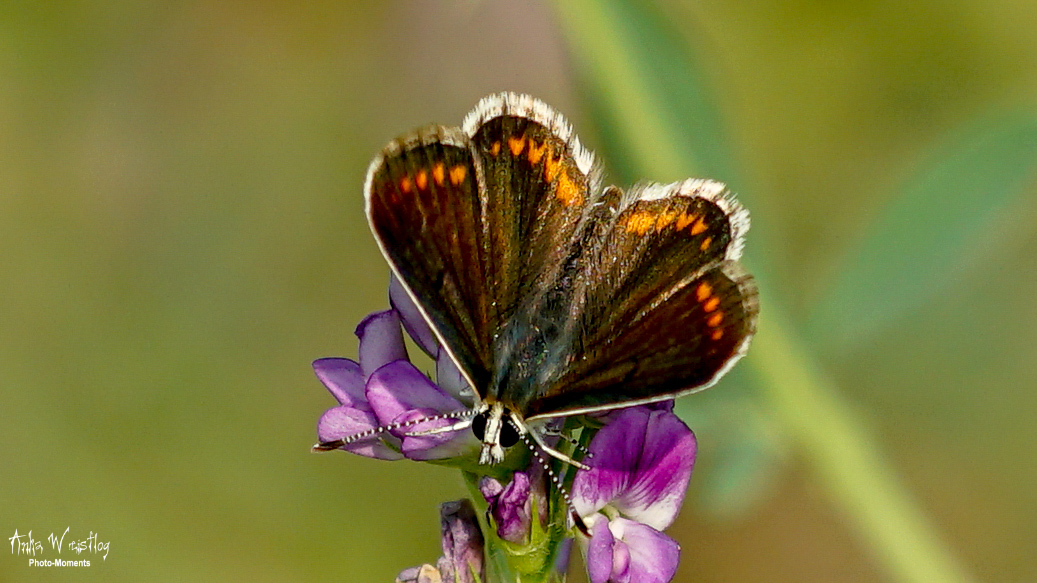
[2,1,1035,582]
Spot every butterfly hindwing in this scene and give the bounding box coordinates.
[522,180,759,419]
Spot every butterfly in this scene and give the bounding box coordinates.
[317,92,758,471]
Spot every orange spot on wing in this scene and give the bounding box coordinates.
[711,329,724,341]
[416,169,428,190]
[700,236,712,251]
[707,312,724,327]
[656,210,678,231]
[691,218,708,235]
[491,141,501,156]
[624,211,655,235]
[400,176,413,194]
[704,297,720,312]
[433,163,446,186]
[556,172,582,206]
[449,165,467,185]
[544,152,561,182]
[696,282,713,302]
[528,140,546,165]
[509,136,525,156]
[676,213,697,231]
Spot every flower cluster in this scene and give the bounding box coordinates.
[313,279,697,582]
[474,405,694,583]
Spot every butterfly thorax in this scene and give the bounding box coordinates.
[487,291,577,418]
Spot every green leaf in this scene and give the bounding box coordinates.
[808,112,1037,351]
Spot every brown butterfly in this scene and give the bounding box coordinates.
[320,93,758,470]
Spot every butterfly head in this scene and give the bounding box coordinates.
[471,401,522,465]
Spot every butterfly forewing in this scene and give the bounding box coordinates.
[365,126,496,390]
[467,112,600,307]
[581,180,746,335]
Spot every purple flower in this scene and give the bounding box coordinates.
[314,356,403,460]
[572,406,696,583]
[480,472,534,545]
[394,564,441,583]
[438,499,485,583]
[315,278,701,583]
[397,499,485,583]
[314,279,479,461]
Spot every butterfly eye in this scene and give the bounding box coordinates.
[471,411,488,441]
[499,420,520,448]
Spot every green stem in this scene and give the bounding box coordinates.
[751,308,974,583]
[551,1,976,582]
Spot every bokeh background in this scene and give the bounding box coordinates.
[3,1,1036,582]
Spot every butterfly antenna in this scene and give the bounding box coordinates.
[540,426,594,460]
[312,409,476,452]
[513,421,590,536]
[527,426,591,471]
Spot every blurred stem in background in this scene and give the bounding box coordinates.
[551,1,993,582]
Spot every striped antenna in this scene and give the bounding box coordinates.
[540,425,594,460]
[512,419,590,536]
[312,408,477,452]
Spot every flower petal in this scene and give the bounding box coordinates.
[393,408,479,461]
[389,273,440,357]
[586,515,616,583]
[572,407,651,518]
[356,309,408,378]
[609,518,680,583]
[439,499,485,583]
[313,358,366,407]
[366,360,467,423]
[572,407,696,531]
[480,476,504,499]
[481,473,532,544]
[614,411,696,530]
[555,537,574,578]
[316,405,403,460]
[395,564,443,583]
[364,360,477,460]
[436,350,473,403]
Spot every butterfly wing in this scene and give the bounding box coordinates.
[462,95,602,310]
[365,94,602,394]
[365,126,493,390]
[522,179,759,419]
